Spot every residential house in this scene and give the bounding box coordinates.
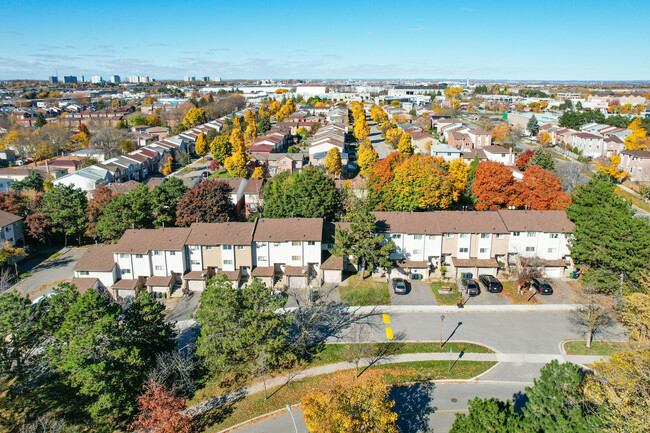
[619,149,650,182]
[411,131,436,154]
[244,178,265,218]
[0,210,24,246]
[73,244,119,289]
[429,143,462,161]
[0,167,67,192]
[466,129,492,148]
[571,132,605,158]
[482,145,516,166]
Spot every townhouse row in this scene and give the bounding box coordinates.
[73,210,574,301]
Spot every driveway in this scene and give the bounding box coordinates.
[462,288,513,306]
[390,280,436,305]
[536,278,581,305]
[12,247,87,299]
[284,284,342,308]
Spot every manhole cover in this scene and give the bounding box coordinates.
[451,398,458,403]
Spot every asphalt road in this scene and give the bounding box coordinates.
[369,122,391,159]
[12,247,87,299]
[330,311,626,356]
[230,382,528,433]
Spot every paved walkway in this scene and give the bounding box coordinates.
[185,351,603,417]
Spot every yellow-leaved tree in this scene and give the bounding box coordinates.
[618,272,650,342]
[230,129,245,153]
[625,119,648,150]
[449,158,469,194]
[537,131,552,146]
[397,133,413,156]
[324,147,342,177]
[182,107,207,129]
[597,154,629,182]
[358,140,378,177]
[302,374,398,433]
[251,166,265,178]
[386,128,403,148]
[584,349,650,433]
[160,156,173,175]
[195,132,208,157]
[224,149,249,178]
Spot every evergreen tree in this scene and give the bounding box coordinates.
[527,115,539,135]
[34,113,47,127]
[150,176,187,228]
[450,398,521,433]
[95,184,153,242]
[529,148,555,171]
[566,172,650,293]
[40,184,88,246]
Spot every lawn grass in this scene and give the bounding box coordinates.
[48,252,62,260]
[500,280,540,305]
[428,280,462,306]
[339,273,390,306]
[208,169,233,179]
[178,166,196,174]
[564,340,650,356]
[191,341,494,406]
[196,360,497,432]
[615,187,650,213]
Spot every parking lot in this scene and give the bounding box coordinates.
[389,279,437,305]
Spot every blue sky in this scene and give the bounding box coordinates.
[1,0,648,81]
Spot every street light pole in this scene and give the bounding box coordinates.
[440,315,445,348]
[286,404,299,433]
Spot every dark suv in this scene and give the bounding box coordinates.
[479,275,503,293]
[531,277,553,295]
[459,278,480,296]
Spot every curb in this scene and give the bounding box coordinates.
[218,404,303,433]
[281,304,581,314]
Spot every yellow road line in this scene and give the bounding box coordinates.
[383,313,391,324]
[386,327,393,339]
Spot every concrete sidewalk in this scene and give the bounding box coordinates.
[282,304,581,314]
[186,351,603,417]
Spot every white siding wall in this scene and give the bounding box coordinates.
[188,245,202,271]
[74,268,117,287]
[477,234,492,259]
[165,250,186,275]
[221,244,235,271]
[457,233,471,259]
[132,254,152,278]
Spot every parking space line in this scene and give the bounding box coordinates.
[383,313,391,324]
[385,327,393,339]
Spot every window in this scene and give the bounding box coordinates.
[460,233,469,239]
[459,247,469,253]
[527,232,537,238]
[292,241,301,246]
[441,254,451,264]
[427,235,436,240]
[392,234,402,239]
[512,232,520,237]
[222,245,232,250]
[258,242,267,247]
[169,251,176,255]
[526,246,535,252]
[480,233,490,239]
[135,254,143,259]
[190,245,199,251]
[496,234,505,239]
[444,233,454,238]
[223,259,233,265]
[119,253,129,259]
[206,246,213,250]
[78,271,89,276]
[237,245,245,250]
[292,255,301,261]
[191,260,200,265]
[258,256,267,262]
[550,233,559,239]
[548,248,557,253]
[413,234,423,240]
[4,227,10,233]
[412,249,422,255]
[273,242,280,247]
[307,241,316,246]
[480,248,488,254]
[122,269,132,274]
[153,251,162,255]
[154,265,164,271]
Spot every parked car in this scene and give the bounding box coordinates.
[393,279,407,295]
[458,278,480,296]
[479,275,503,293]
[531,276,553,295]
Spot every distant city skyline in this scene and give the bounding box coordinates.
[1,0,649,81]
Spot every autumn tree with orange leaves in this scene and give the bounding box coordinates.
[516,149,535,171]
[519,166,572,210]
[131,380,193,433]
[473,161,522,210]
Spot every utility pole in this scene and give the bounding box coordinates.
[439,315,445,347]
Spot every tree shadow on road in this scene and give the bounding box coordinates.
[512,391,529,415]
[390,383,437,433]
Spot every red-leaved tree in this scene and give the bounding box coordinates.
[87,185,115,237]
[0,191,27,216]
[25,213,53,245]
[175,180,234,226]
[131,380,193,433]
[209,160,219,172]
[519,166,572,210]
[516,149,535,171]
[473,161,522,210]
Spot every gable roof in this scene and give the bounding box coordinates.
[253,218,324,242]
[74,244,118,272]
[186,222,255,245]
[0,209,22,227]
[497,210,574,233]
[114,227,192,254]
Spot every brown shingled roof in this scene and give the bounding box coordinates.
[186,222,255,245]
[0,209,22,227]
[114,228,192,254]
[253,218,324,242]
[497,210,574,233]
[74,244,118,272]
